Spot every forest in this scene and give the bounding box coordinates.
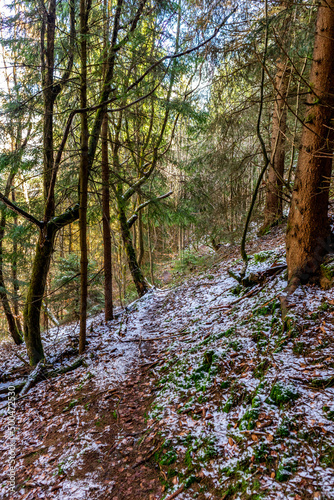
[1,0,334,498]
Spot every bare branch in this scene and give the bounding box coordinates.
[127,190,173,228]
[0,192,43,229]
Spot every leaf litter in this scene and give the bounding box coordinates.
[0,226,333,499]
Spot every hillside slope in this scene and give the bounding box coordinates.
[1,227,334,500]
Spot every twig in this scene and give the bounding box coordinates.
[164,485,185,500]
[132,443,161,469]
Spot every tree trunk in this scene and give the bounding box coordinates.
[262,59,289,230]
[0,175,22,344]
[118,203,149,297]
[138,208,144,266]
[148,216,155,285]
[286,0,334,285]
[79,0,90,354]
[0,231,22,345]
[11,188,22,334]
[101,112,113,321]
[24,207,79,364]
[24,234,54,363]
[23,0,56,364]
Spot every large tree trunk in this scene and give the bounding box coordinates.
[101,112,113,321]
[23,0,56,364]
[262,59,289,230]
[24,235,54,363]
[24,208,79,365]
[286,0,334,285]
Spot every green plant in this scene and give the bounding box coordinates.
[253,359,270,378]
[323,405,334,420]
[63,399,78,412]
[269,382,299,406]
[276,458,298,482]
[160,449,178,466]
[253,251,274,263]
[293,342,304,355]
[276,418,290,438]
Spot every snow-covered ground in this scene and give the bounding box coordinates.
[1,230,334,499]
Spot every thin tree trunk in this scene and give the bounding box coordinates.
[79,0,90,354]
[101,111,113,321]
[286,0,334,285]
[262,60,289,230]
[0,179,22,345]
[11,189,22,334]
[148,216,155,285]
[138,208,144,266]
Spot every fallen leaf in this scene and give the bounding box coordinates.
[228,437,234,446]
[271,472,275,479]
[266,434,274,442]
[251,434,258,442]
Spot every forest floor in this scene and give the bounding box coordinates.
[1,224,334,500]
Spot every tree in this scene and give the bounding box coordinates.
[286,0,334,286]
[261,0,292,231]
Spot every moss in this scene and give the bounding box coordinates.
[284,314,299,338]
[293,341,304,355]
[221,380,231,389]
[223,397,233,413]
[253,359,270,378]
[231,285,242,295]
[276,418,290,438]
[323,405,334,420]
[320,444,334,467]
[160,449,178,466]
[269,382,299,406]
[184,474,197,488]
[199,441,218,463]
[254,300,278,317]
[319,300,329,311]
[190,351,216,388]
[228,340,239,351]
[253,443,271,464]
[222,382,250,413]
[276,458,298,482]
[253,251,275,263]
[252,326,267,343]
[310,376,334,389]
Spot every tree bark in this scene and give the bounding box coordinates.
[262,59,289,230]
[23,0,76,365]
[24,207,79,364]
[0,174,22,345]
[138,207,144,266]
[118,203,149,297]
[79,0,90,354]
[11,188,22,335]
[101,112,113,321]
[286,0,334,285]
